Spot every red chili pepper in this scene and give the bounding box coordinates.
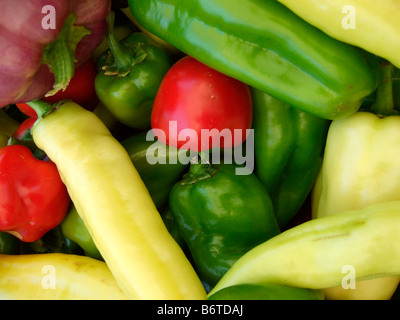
[15,104,38,119]
[0,144,70,242]
[12,117,36,140]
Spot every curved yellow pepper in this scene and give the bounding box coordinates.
[276,0,400,68]
[0,253,127,300]
[312,111,400,299]
[209,201,400,297]
[31,101,206,300]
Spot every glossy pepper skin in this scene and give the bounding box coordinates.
[209,201,400,297]
[312,113,400,299]
[30,100,206,300]
[169,162,280,287]
[312,62,400,300]
[0,145,70,242]
[95,12,173,129]
[276,0,400,69]
[252,88,330,228]
[129,0,377,120]
[0,253,127,299]
[60,131,189,258]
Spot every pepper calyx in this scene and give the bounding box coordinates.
[369,62,399,117]
[41,13,91,97]
[181,161,219,185]
[26,99,56,121]
[101,11,148,77]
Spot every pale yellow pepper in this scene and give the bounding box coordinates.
[312,112,400,299]
[276,0,400,68]
[209,201,400,297]
[30,100,207,300]
[0,253,127,300]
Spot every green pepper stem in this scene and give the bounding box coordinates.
[369,62,397,116]
[181,161,218,185]
[41,13,91,97]
[106,11,132,72]
[26,100,55,120]
[102,11,147,76]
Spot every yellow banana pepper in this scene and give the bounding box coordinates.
[209,201,400,297]
[29,100,207,300]
[0,253,127,300]
[276,0,400,68]
[312,63,400,299]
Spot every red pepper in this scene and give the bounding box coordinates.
[12,118,37,140]
[0,145,70,242]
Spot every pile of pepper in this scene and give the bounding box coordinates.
[0,0,400,300]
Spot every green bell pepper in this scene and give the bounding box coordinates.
[60,205,103,260]
[252,88,330,228]
[207,283,323,300]
[129,0,377,120]
[169,162,280,288]
[95,11,173,129]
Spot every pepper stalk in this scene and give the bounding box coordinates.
[101,11,147,77]
[369,62,398,116]
[42,14,91,96]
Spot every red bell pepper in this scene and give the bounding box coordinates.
[0,145,70,242]
[0,0,110,108]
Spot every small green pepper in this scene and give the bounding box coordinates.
[95,11,173,129]
[169,162,280,288]
[60,205,103,260]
